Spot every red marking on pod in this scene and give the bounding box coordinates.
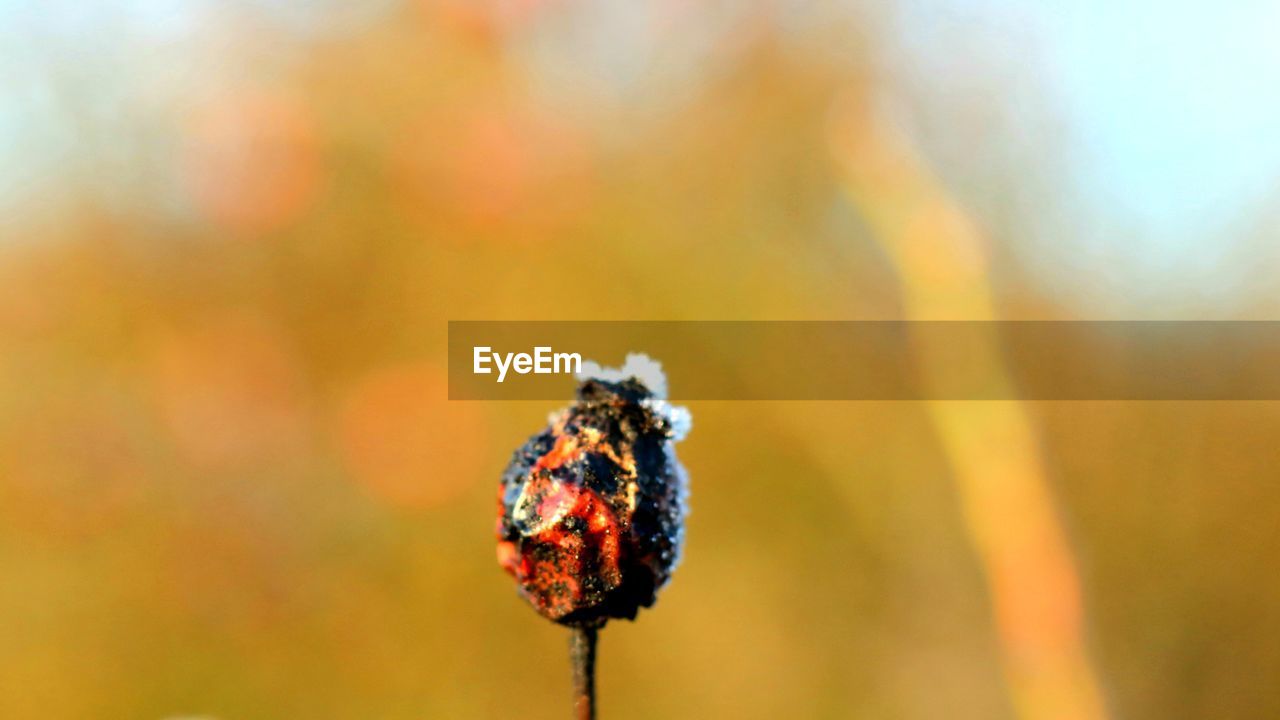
[500,484,625,620]
[533,434,581,472]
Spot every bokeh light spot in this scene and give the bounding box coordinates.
[396,102,592,238]
[337,363,488,510]
[151,314,307,470]
[182,93,324,237]
[1,398,145,540]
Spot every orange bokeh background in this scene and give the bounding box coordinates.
[1,2,1279,719]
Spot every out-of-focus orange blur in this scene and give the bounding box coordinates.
[2,2,1280,719]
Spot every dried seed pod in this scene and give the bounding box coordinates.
[496,358,690,627]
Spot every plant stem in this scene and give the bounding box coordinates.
[569,625,598,720]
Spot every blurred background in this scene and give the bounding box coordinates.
[2,1,1280,718]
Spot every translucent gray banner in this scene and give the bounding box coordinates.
[448,321,1280,400]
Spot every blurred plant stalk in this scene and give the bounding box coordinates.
[829,96,1109,720]
[570,625,598,720]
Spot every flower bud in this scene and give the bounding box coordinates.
[496,362,689,626]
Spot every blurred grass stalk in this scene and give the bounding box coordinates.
[829,96,1109,720]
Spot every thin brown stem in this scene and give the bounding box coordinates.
[569,625,598,720]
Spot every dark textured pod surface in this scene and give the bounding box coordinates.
[496,377,689,626]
